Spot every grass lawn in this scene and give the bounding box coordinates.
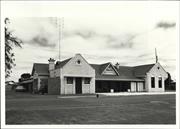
[6,91,176,124]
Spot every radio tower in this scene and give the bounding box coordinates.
[56,17,64,61]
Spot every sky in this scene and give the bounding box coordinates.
[2,1,179,82]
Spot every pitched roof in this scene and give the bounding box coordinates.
[90,63,155,81]
[117,66,134,77]
[55,58,72,69]
[133,64,155,77]
[90,64,144,81]
[32,58,72,76]
[100,63,110,73]
[32,55,155,81]
[32,63,49,76]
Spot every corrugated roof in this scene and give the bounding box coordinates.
[133,64,155,77]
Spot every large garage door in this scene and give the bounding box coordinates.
[95,81,130,93]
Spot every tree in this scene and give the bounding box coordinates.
[165,72,174,90]
[5,18,23,78]
[19,73,31,82]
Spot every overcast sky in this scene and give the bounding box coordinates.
[2,1,179,81]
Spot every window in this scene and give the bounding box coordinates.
[158,77,162,88]
[84,78,91,84]
[67,77,73,84]
[151,77,155,88]
[76,59,81,65]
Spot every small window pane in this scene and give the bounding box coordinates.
[67,77,73,84]
[158,77,162,88]
[84,78,90,84]
[151,77,155,88]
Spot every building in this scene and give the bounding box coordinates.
[31,53,168,95]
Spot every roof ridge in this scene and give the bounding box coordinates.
[117,65,133,68]
[34,63,48,65]
[60,57,72,63]
[133,63,155,68]
[100,62,111,66]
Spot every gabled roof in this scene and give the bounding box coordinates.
[32,63,49,76]
[101,62,119,75]
[32,58,72,76]
[31,54,155,81]
[100,63,110,73]
[116,66,134,77]
[133,64,155,77]
[90,63,155,81]
[90,63,143,81]
[55,58,72,69]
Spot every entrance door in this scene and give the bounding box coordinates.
[75,78,82,94]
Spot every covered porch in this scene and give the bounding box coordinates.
[95,78,145,93]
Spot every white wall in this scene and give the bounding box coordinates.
[82,78,90,94]
[146,63,168,92]
[60,54,95,94]
[63,77,75,94]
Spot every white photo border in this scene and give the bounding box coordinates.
[1,1,179,129]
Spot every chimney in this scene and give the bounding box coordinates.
[115,62,120,69]
[48,58,55,71]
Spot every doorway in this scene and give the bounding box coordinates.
[75,78,82,94]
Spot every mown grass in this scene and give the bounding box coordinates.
[6,91,176,124]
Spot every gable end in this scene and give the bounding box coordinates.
[101,63,119,76]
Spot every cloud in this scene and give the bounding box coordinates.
[137,53,153,58]
[156,21,176,29]
[63,29,97,40]
[105,34,136,49]
[10,18,58,48]
[27,21,57,48]
[30,35,56,48]
[75,30,96,39]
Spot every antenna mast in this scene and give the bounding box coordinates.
[57,17,64,61]
[155,48,158,63]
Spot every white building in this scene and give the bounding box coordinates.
[31,54,168,94]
